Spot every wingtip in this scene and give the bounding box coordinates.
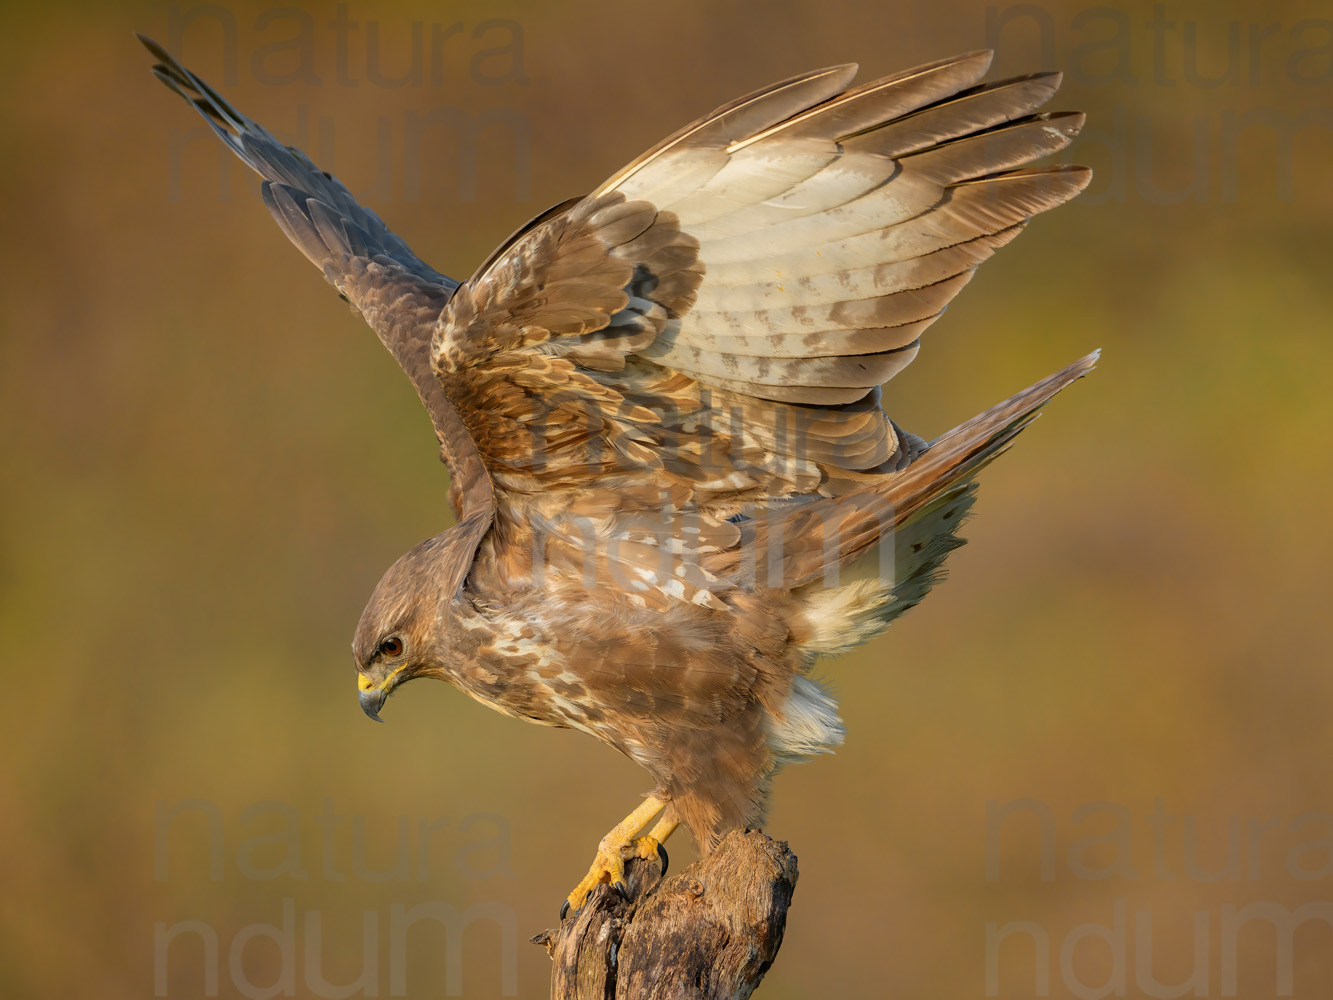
[815,62,860,91]
[778,63,860,90]
[954,48,996,74]
[135,32,169,62]
[1066,163,1095,191]
[893,48,994,82]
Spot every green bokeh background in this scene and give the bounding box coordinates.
[3,0,1331,996]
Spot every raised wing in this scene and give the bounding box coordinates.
[139,35,494,548]
[432,53,1089,600]
[144,39,1090,606]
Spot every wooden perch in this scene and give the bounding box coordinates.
[532,830,798,1000]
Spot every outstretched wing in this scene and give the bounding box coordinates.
[139,35,495,549]
[433,52,1089,600]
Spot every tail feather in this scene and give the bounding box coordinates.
[786,351,1097,657]
[892,350,1100,519]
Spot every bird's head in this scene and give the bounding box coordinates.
[352,534,452,721]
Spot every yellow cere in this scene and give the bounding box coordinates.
[357,663,408,693]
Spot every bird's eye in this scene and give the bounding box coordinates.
[379,637,403,657]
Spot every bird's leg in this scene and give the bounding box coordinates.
[565,795,672,912]
[634,804,678,860]
[629,804,680,877]
[644,805,680,849]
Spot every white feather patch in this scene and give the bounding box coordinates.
[768,675,846,763]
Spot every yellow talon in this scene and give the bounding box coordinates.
[565,836,657,905]
[564,797,679,913]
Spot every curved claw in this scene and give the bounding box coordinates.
[566,803,675,912]
[656,841,669,877]
[560,899,570,921]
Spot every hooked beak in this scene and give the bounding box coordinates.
[358,662,412,722]
[358,674,388,723]
[359,687,385,722]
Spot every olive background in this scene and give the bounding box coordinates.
[3,0,1332,997]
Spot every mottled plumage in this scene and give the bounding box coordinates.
[142,38,1094,862]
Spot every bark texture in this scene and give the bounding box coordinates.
[532,830,799,1000]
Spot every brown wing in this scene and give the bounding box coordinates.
[139,35,494,548]
[432,52,1089,602]
[706,352,1099,594]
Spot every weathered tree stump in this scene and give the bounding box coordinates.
[532,830,798,1000]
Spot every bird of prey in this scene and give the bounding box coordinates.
[141,36,1095,911]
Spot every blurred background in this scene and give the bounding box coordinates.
[3,0,1331,996]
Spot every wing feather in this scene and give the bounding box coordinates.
[431,52,1089,603]
[146,34,1094,613]
[141,34,496,594]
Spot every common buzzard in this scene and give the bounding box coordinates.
[141,37,1094,910]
